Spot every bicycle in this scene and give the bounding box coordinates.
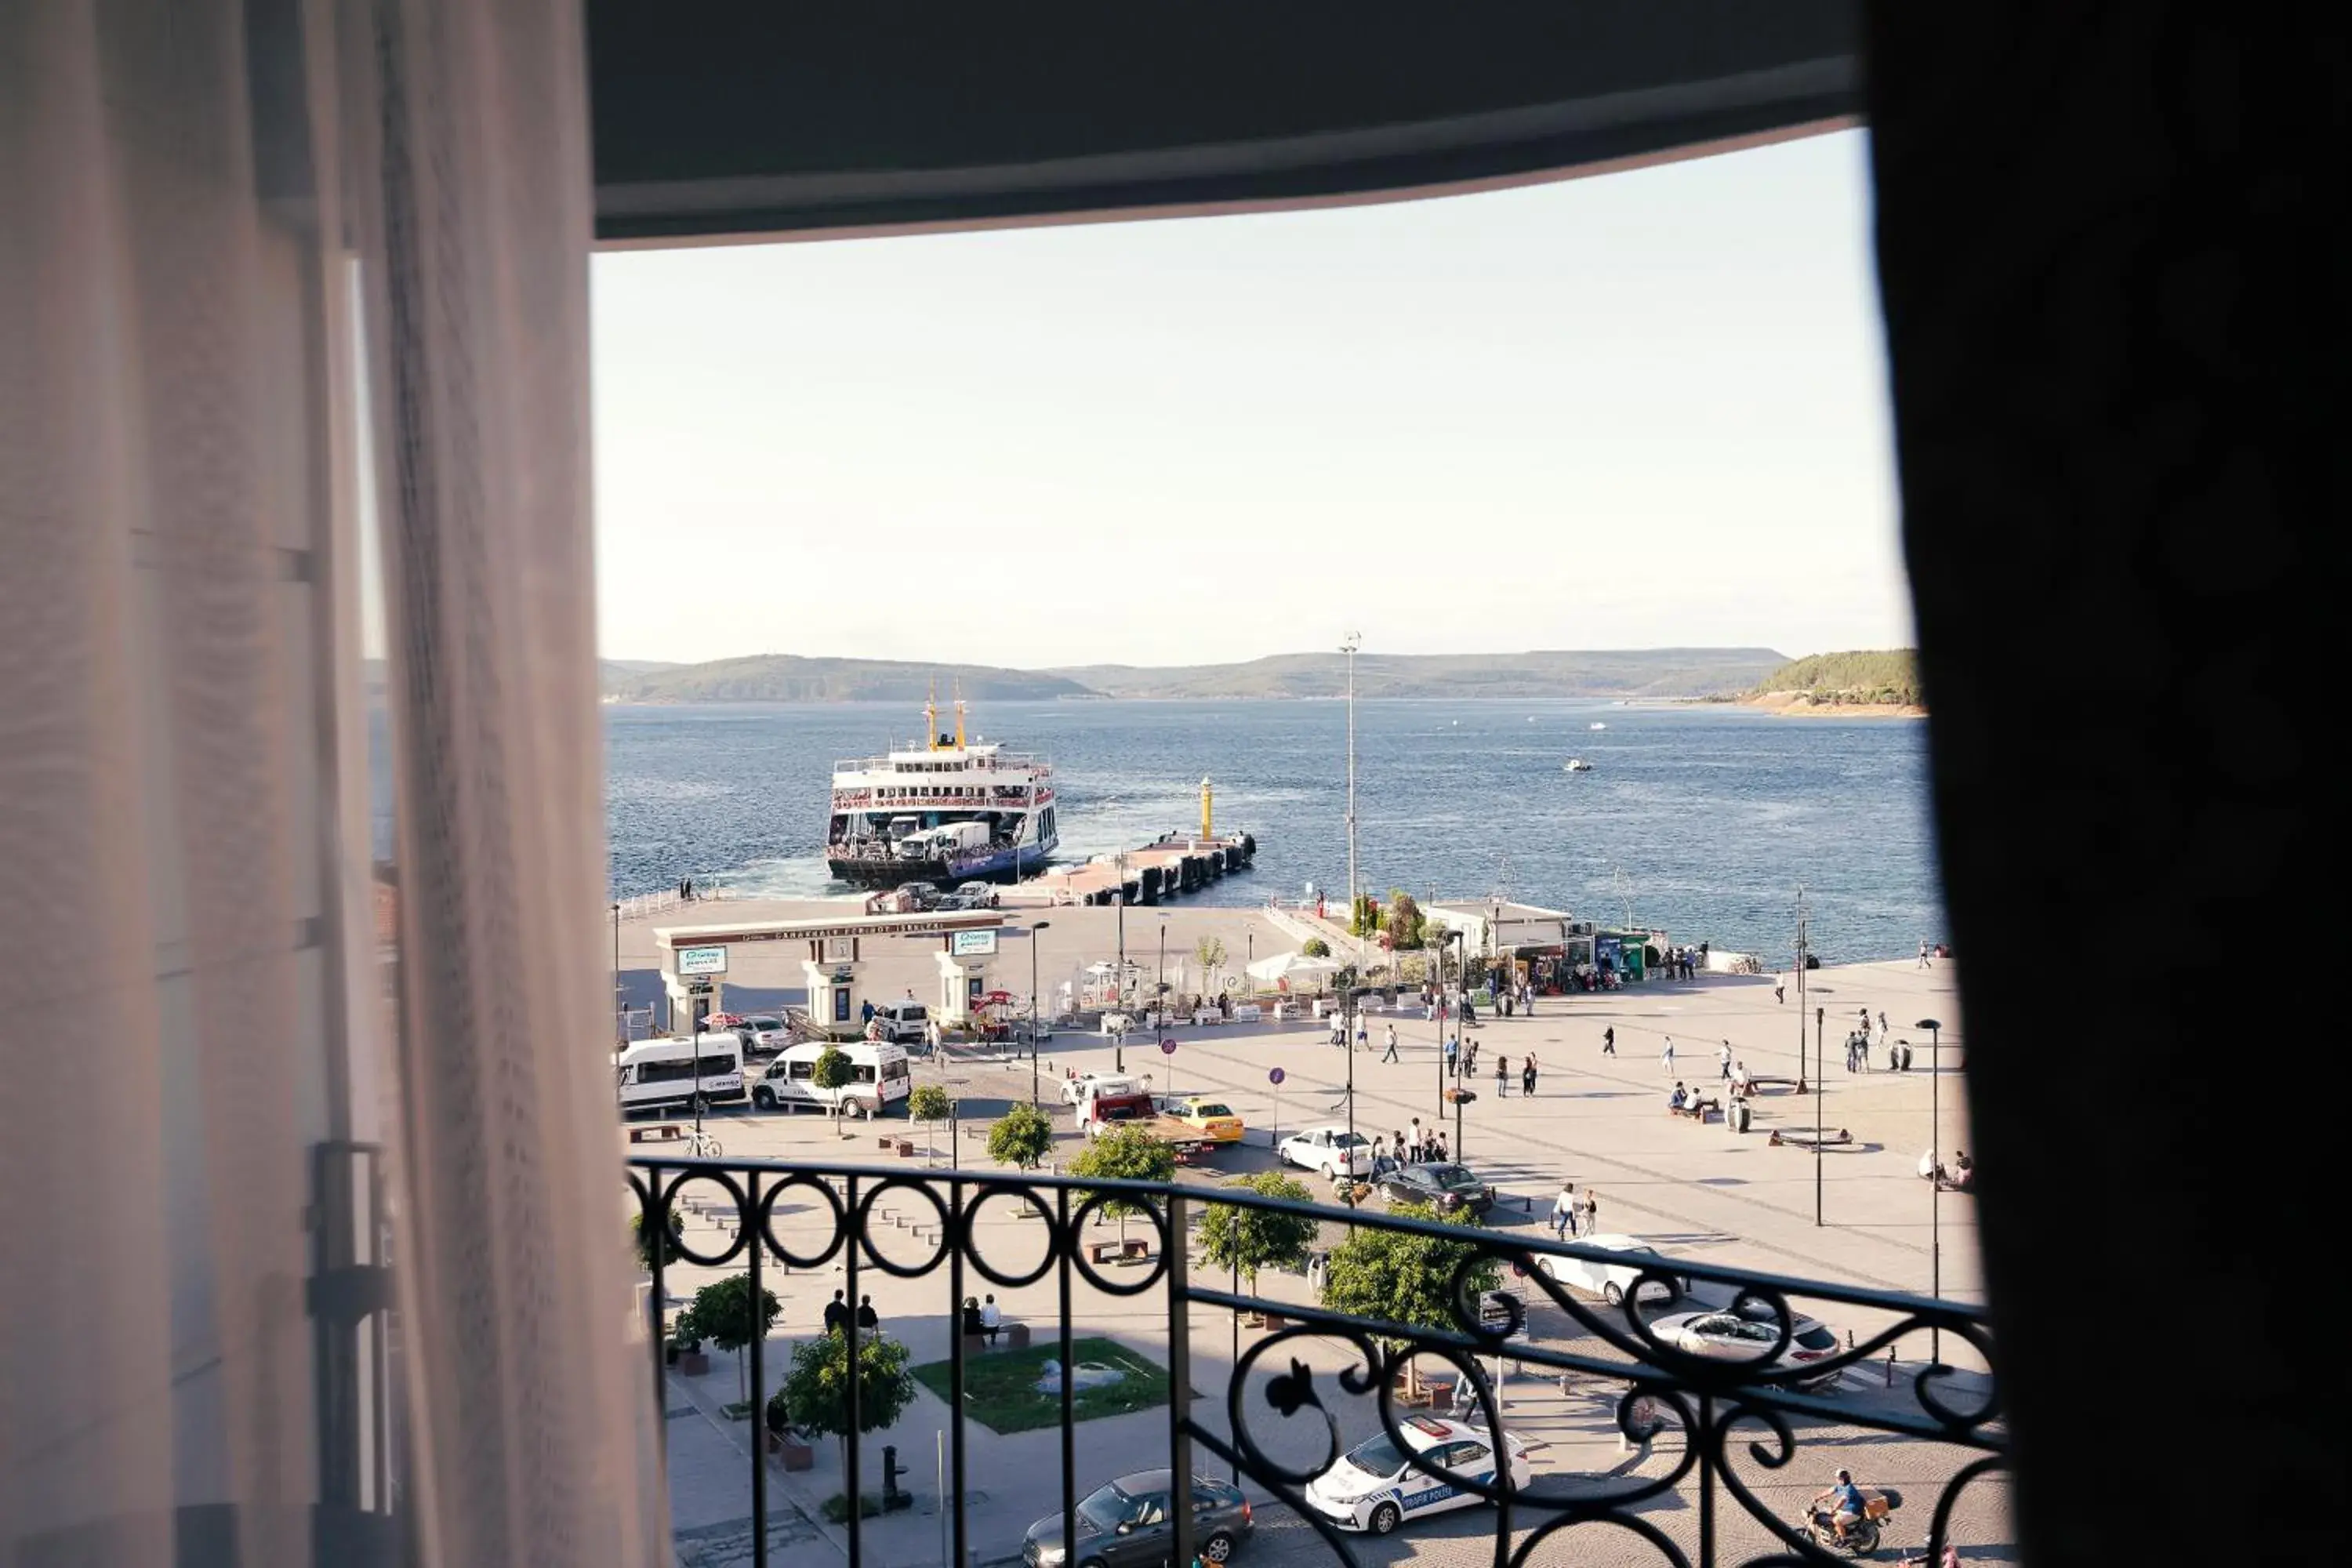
[682,1126,723,1159]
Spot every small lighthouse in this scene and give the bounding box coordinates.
[1200,775,1214,841]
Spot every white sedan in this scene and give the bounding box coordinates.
[1531,1234,1687,1308]
[1305,1415,1530,1535]
[1650,1304,1845,1392]
[1276,1126,1372,1178]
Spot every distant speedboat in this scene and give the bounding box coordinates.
[1589,721,1607,731]
[1563,757,1593,772]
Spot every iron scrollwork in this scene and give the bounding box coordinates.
[630,1155,2007,1568]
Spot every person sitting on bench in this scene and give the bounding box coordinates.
[960,1297,985,1341]
[1668,1082,1690,1113]
[979,1293,1004,1343]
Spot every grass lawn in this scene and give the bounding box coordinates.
[909,1336,1176,1434]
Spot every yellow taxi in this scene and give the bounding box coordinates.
[1156,1094,1245,1144]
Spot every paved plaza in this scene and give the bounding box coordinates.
[629,903,2003,1567]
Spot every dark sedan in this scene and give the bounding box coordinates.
[1023,1470,1253,1568]
[1377,1162,1494,1215]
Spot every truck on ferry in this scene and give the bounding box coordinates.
[825,691,1058,888]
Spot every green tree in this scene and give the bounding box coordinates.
[1348,892,1381,937]
[631,1205,685,1272]
[1065,1125,1176,1242]
[682,1272,783,1399]
[1301,937,1330,958]
[812,1044,855,1126]
[1320,1203,1500,1348]
[906,1083,953,1165]
[1198,1172,1320,1292]
[1383,891,1426,949]
[988,1102,1054,1169]
[771,1329,917,1479]
[1193,935,1228,996]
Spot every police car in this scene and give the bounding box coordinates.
[1303,1415,1532,1535]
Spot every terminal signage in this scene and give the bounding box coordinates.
[676,945,728,976]
[949,929,998,957]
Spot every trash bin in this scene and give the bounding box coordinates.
[1728,1100,1751,1134]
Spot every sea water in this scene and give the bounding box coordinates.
[601,699,1943,964]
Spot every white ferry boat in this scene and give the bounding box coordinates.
[825,693,1060,888]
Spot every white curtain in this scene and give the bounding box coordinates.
[0,3,667,1565]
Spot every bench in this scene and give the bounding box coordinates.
[1668,1098,1720,1122]
[1768,1127,1853,1149]
[1089,1238,1152,1265]
[877,1135,914,1157]
[627,1123,687,1143]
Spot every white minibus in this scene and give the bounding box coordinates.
[614,1033,746,1116]
[750,1039,913,1116]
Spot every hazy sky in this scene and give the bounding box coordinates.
[591,129,1905,669]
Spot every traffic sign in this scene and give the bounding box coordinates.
[1268,1067,1286,1085]
[1160,1038,1178,1055]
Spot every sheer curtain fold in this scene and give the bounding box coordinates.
[2,2,666,1563]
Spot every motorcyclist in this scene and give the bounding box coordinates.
[1812,1468,1867,1544]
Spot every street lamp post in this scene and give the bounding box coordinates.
[1793,887,1811,1094]
[1917,1016,1945,1359]
[1113,856,1128,1072]
[1029,920,1052,1105]
[1814,1004,1825,1224]
[1156,914,1169,1033]
[1341,631,1361,1174]
[612,902,624,1047]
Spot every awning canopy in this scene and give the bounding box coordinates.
[1247,951,1344,985]
[586,1,1859,245]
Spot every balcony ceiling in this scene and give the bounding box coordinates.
[587,1,1860,245]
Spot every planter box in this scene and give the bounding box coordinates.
[673,1351,710,1377]
[769,1429,815,1472]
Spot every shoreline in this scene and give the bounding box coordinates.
[1743,691,1926,719]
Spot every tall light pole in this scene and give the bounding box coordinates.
[1814,1005,1825,1225]
[1156,913,1170,1031]
[1917,1016,1944,1359]
[1340,632,1361,1172]
[1792,887,1811,1095]
[1113,851,1129,1073]
[1029,920,1052,1105]
[612,902,624,1046]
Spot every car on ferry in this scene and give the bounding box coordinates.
[1154,1095,1244,1144]
[1303,1415,1531,1535]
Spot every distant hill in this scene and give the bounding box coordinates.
[603,655,1092,703]
[1047,648,1787,701]
[1748,650,1922,708]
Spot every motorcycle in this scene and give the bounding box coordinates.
[1799,1487,1900,1556]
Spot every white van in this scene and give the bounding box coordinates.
[750,1039,913,1116]
[869,1000,930,1045]
[614,1034,746,1116]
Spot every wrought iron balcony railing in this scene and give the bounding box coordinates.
[631,1156,2005,1568]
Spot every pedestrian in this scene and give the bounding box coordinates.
[1495,1054,1510,1096]
[1356,1017,1369,1052]
[1602,1025,1617,1056]
[1523,985,1536,1017]
[1775,975,1786,1005]
[1522,1055,1537,1096]
[823,1288,849,1336]
[856,1294,880,1332]
[1719,1040,1733,1080]
[1661,1035,1675,1073]
[1918,938,1931,968]
[1432,1131,1448,1162]
[1445,1035,1458,1075]
[1580,1188,1599,1232]
[1409,1117,1422,1162]
[1552,1181,1577,1240]
[1381,1022,1400,1062]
